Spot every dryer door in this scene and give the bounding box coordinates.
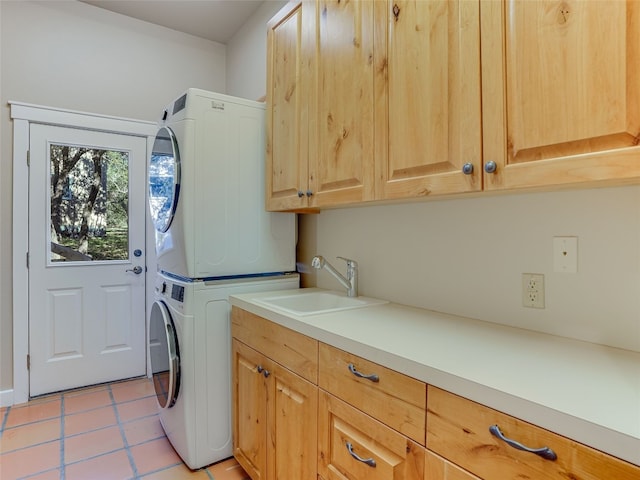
[149,300,180,408]
[149,126,181,233]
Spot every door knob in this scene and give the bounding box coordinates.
[126,266,143,274]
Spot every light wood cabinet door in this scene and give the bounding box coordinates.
[307,0,376,207]
[232,339,269,480]
[425,450,481,480]
[267,358,318,480]
[319,390,425,480]
[375,0,482,199]
[232,339,318,480]
[481,0,640,191]
[266,1,309,211]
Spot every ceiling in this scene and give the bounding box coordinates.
[80,0,265,44]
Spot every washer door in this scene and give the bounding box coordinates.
[148,126,181,233]
[149,300,180,409]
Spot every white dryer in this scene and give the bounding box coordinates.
[149,272,299,469]
[148,88,295,280]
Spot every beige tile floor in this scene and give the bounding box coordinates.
[0,377,250,480]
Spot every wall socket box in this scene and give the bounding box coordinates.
[522,273,545,308]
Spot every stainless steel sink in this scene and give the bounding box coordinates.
[254,291,388,316]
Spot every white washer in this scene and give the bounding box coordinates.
[148,88,296,280]
[149,272,299,469]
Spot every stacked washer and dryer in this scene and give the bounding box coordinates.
[147,89,298,470]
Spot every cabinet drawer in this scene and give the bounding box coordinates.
[318,343,427,445]
[319,343,426,444]
[318,391,424,480]
[231,307,318,383]
[427,386,640,480]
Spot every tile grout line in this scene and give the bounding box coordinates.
[108,384,140,479]
[4,380,200,480]
[0,405,9,435]
[60,393,66,480]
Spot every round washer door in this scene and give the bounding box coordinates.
[148,126,181,233]
[149,300,180,409]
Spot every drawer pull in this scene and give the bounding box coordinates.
[346,442,376,467]
[348,363,379,382]
[489,425,558,461]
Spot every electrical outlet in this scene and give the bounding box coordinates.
[522,273,545,308]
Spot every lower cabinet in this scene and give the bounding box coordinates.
[427,386,640,480]
[231,308,640,480]
[318,390,425,480]
[425,451,481,480]
[232,339,318,480]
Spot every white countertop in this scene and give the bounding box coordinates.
[229,288,640,466]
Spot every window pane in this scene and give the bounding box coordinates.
[49,144,129,263]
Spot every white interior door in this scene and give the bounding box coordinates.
[28,124,147,396]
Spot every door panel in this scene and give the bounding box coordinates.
[29,124,147,396]
[481,0,640,190]
[266,1,308,211]
[46,288,83,361]
[376,0,482,199]
[232,340,268,480]
[308,0,376,206]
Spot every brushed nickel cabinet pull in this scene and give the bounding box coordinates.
[348,363,379,382]
[346,442,376,467]
[489,425,557,461]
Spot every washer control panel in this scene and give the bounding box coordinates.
[171,284,185,303]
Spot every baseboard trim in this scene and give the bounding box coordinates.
[0,389,14,408]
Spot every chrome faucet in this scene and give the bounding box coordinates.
[311,255,358,297]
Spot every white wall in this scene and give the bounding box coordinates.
[0,0,227,392]
[225,1,640,353]
[312,186,640,352]
[226,0,287,100]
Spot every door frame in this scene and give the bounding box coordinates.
[10,101,157,405]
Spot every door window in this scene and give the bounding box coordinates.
[49,144,130,263]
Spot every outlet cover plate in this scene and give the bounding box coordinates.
[553,236,578,273]
[522,273,545,308]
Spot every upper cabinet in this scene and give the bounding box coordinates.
[266,0,376,211]
[307,0,376,207]
[265,1,307,211]
[375,0,482,199]
[266,0,640,212]
[481,0,640,190]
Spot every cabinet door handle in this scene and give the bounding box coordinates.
[345,442,376,467]
[348,363,379,382]
[489,425,557,461]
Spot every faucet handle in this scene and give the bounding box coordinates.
[337,256,358,268]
